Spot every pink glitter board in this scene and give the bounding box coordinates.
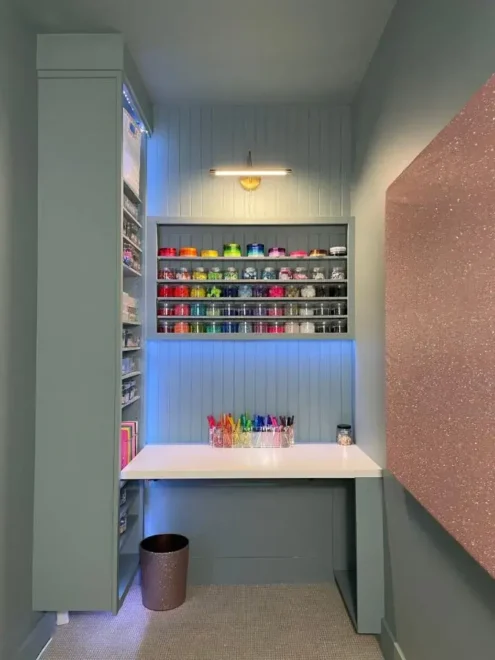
[386,74,495,577]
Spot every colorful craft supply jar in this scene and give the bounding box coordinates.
[293,267,308,280]
[175,267,191,281]
[285,302,299,316]
[336,424,353,445]
[158,267,174,280]
[174,303,190,316]
[279,267,292,280]
[238,321,252,333]
[242,266,258,280]
[173,285,189,297]
[222,321,239,333]
[179,247,197,257]
[330,265,346,281]
[311,266,326,281]
[223,284,238,298]
[158,247,177,257]
[309,249,327,257]
[207,285,222,298]
[268,322,285,334]
[253,321,268,334]
[158,284,175,297]
[190,321,204,334]
[330,301,347,316]
[223,243,242,257]
[252,284,267,298]
[268,304,284,317]
[314,303,330,316]
[190,285,206,298]
[290,250,308,258]
[286,284,300,298]
[301,284,316,298]
[157,302,174,317]
[193,267,207,280]
[206,303,222,317]
[200,249,218,258]
[174,322,190,333]
[206,321,222,333]
[190,303,206,316]
[285,321,300,334]
[268,285,284,298]
[262,267,276,280]
[238,285,253,298]
[300,321,316,334]
[224,267,238,281]
[223,302,238,317]
[268,247,286,257]
[247,243,264,257]
[299,303,315,317]
[157,320,174,333]
[208,267,223,280]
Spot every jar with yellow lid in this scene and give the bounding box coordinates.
[193,267,207,280]
[200,249,218,258]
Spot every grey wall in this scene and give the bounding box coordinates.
[0,4,52,659]
[148,104,351,219]
[352,0,495,658]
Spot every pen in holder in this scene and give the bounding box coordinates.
[207,414,295,448]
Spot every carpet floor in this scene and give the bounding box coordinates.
[42,583,383,660]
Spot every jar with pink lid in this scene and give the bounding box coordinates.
[268,322,285,334]
[268,247,286,257]
[268,285,285,298]
[285,321,300,334]
[267,304,284,317]
[293,267,308,280]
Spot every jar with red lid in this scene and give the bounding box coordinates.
[157,302,174,317]
[158,247,177,257]
[268,322,285,334]
[174,303,190,316]
[158,284,175,297]
[158,267,174,280]
[174,321,190,333]
[174,285,189,297]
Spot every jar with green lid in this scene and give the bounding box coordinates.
[206,303,222,317]
[208,267,223,280]
[193,267,207,281]
[190,321,204,333]
[223,243,241,257]
[206,321,222,333]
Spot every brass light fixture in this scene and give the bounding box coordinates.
[210,151,292,191]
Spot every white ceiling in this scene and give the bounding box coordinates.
[21,0,395,104]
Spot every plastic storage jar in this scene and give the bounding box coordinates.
[285,302,299,316]
[336,424,353,445]
[157,302,174,317]
[175,267,191,281]
[222,321,239,333]
[299,303,315,317]
[315,321,331,333]
[206,303,222,317]
[174,303,190,316]
[157,320,174,334]
[253,321,268,334]
[238,302,254,316]
[190,321,204,334]
[252,284,267,298]
[268,285,285,298]
[223,302,238,317]
[285,321,300,334]
[158,267,174,280]
[293,267,308,280]
[268,322,285,334]
[268,304,284,317]
[311,266,326,280]
[190,285,206,298]
[301,284,316,298]
[242,266,258,280]
[238,285,253,298]
[286,284,300,298]
[330,319,347,333]
[261,267,276,280]
[190,303,206,316]
[300,321,316,334]
[223,284,238,298]
[330,265,346,281]
[174,285,189,298]
[238,321,252,333]
[158,284,175,297]
[206,321,222,333]
[314,303,330,316]
[253,303,267,317]
[330,301,347,316]
[279,267,292,280]
[224,267,239,281]
[174,322,190,333]
[208,267,223,280]
[193,267,207,281]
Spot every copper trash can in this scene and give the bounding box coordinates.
[139,534,189,611]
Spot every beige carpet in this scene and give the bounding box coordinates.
[43,583,383,660]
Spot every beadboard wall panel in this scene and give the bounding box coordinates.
[148,105,351,220]
[146,339,353,445]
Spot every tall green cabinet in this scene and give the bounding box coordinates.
[32,34,153,613]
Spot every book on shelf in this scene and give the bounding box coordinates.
[120,421,139,469]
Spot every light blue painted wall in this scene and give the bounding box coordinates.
[0,4,52,659]
[352,0,495,658]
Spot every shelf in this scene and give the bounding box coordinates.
[120,488,139,516]
[158,279,347,286]
[157,255,347,262]
[157,315,347,321]
[122,395,140,409]
[158,296,348,303]
[121,444,382,480]
[154,334,351,341]
[122,346,142,352]
[334,570,358,629]
[119,514,139,550]
[123,180,142,205]
[123,235,143,253]
[123,263,142,278]
[122,371,141,380]
[122,320,141,326]
[118,553,139,606]
[123,207,142,229]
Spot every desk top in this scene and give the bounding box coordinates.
[121,444,382,480]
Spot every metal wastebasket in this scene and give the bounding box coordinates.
[139,534,189,611]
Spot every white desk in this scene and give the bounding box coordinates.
[121,443,382,480]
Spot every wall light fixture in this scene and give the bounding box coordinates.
[210,151,292,191]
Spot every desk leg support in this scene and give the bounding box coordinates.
[355,478,384,634]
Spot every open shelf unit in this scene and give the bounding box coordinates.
[151,221,354,339]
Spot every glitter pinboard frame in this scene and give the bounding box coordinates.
[386,74,495,578]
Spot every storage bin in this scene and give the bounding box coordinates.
[140,534,189,611]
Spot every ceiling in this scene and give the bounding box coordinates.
[21,0,395,104]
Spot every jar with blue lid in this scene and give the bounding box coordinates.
[190,303,206,317]
[247,243,264,257]
[238,284,253,298]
